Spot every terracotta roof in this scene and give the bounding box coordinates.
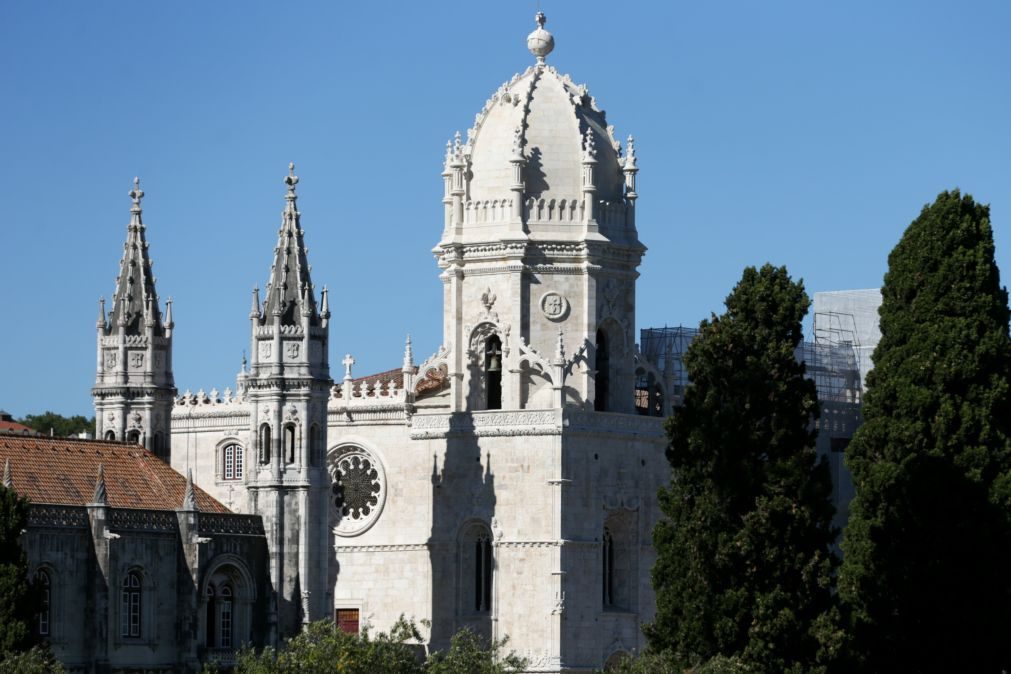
[334,365,448,399]
[0,420,36,434]
[0,435,229,513]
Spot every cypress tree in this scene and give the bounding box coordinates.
[0,483,37,657]
[646,264,840,673]
[839,190,1011,672]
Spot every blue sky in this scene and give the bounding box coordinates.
[2,1,1009,419]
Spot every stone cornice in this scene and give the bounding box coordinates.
[410,409,563,439]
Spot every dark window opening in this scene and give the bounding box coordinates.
[35,570,50,636]
[485,336,503,410]
[336,608,360,634]
[595,329,610,412]
[603,528,615,607]
[105,430,116,441]
[284,425,296,464]
[259,424,271,464]
[126,429,141,444]
[474,532,493,612]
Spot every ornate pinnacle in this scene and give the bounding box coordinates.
[320,286,330,318]
[444,139,454,171]
[582,128,597,162]
[97,297,107,328]
[2,458,12,490]
[624,135,638,171]
[511,125,524,160]
[93,463,107,504]
[165,297,174,328]
[182,468,197,511]
[555,328,566,362]
[250,286,261,319]
[403,334,414,371]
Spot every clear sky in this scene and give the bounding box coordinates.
[1,1,1009,419]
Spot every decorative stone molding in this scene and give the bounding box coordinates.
[410,410,563,439]
[199,513,265,536]
[109,508,177,532]
[333,543,429,553]
[27,505,88,528]
[563,410,664,438]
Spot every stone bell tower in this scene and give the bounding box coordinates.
[93,178,176,460]
[434,11,645,414]
[245,164,332,642]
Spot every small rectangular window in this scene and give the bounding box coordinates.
[336,608,359,634]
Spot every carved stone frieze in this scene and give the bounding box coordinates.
[410,410,562,439]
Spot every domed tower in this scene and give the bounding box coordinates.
[93,179,176,460]
[245,164,332,641]
[436,11,643,414]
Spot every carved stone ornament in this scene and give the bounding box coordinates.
[540,291,569,321]
[129,411,143,429]
[130,352,144,368]
[105,352,117,368]
[259,342,272,359]
[286,342,300,359]
[330,446,387,537]
[284,405,299,423]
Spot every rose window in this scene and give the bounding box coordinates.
[330,446,386,536]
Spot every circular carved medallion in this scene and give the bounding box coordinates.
[330,446,386,536]
[540,291,569,321]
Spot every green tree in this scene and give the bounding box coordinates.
[839,190,1011,672]
[425,628,526,674]
[228,617,423,673]
[0,484,40,659]
[18,411,94,438]
[645,264,840,673]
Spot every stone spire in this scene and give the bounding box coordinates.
[403,335,414,372]
[526,11,555,64]
[259,163,320,326]
[182,468,197,511]
[2,458,12,490]
[106,178,165,336]
[93,463,107,504]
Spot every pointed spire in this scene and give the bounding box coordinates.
[107,177,164,336]
[582,128,597,163]
[259,164,319,326]
[182,468,198,510]
[403,334,415,372]
[526,11,555,64]
[250,286,261,319]
[164,297,174,329]
[93,463,107,504]
[97,297,107,329]
[320,286,330,318]
[3,458,12,490]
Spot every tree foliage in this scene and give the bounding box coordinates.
[17,411,94,438]
[645,264,840,673]
[212,618,527,674]
[839,190,1011,672]
[0,484,42,660]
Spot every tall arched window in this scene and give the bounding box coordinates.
[121,571,142,638]
[602,528,615,607]
[309,424,321,467]
[219,585,233,648]
[222,444,244,480]
[484,336,503,410]
[35,569,51,637]
[595,329,610,412]
[259,424,271,464]
[284,425,296,464]
[474,531,493,612]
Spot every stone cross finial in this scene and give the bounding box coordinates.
[93,463,107,504]
[284,162,299,201]
[342,354,355,379]
[2,458,12,490]
[129,177,144,207]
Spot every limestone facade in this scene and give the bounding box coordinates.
[94,13,680,672]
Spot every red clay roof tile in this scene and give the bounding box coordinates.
[0,435,229,513]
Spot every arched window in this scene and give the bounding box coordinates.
[595,329,610,412]
[284,425,296,464]
[35,569,50,637]
[126,429,141,445]
[222,444,244,480]
[484,336,503,410]
[219,585,233,648]
[602,528,615,607]
[105,430,116,441]
[259,424,271,465]
[121,571,142,638]
[474,530,493,612]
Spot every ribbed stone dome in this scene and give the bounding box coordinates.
[464,64,625,205]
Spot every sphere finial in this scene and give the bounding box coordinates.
[527,11,554,63]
